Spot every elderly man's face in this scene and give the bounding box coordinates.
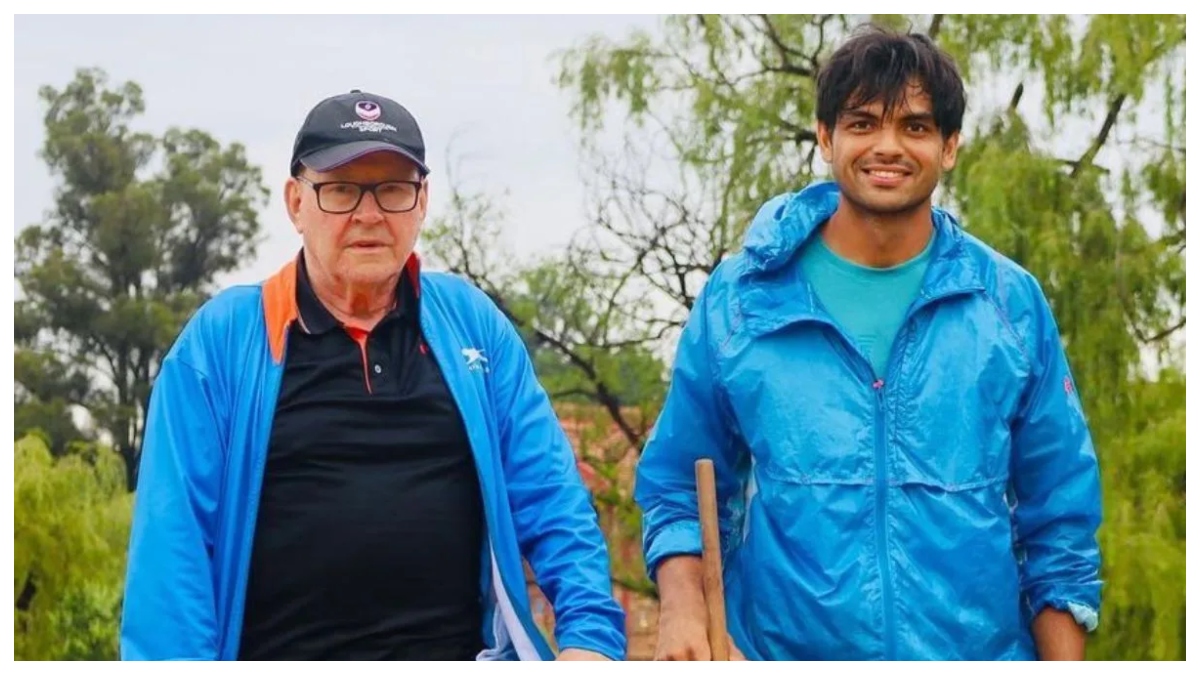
[285,151,428,291]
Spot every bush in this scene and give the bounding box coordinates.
[15,435,132,660]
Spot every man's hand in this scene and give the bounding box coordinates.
[652,556,747,661]
[557,648,613,661]
[1032,607,1087,660]
[655,610,746,661]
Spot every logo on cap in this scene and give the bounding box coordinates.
[355,101,381,121]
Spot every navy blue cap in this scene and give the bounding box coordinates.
[291,89,429,176]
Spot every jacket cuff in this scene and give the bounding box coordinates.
[1028,584,1101,632]
[644,520,703,582]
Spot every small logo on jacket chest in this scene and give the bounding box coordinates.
[462,347,489,373]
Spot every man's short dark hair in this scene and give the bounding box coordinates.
[816,24,966,138]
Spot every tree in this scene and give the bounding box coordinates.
[15,435,133,660]
[428,14,1186,658]
[15,67,271,488]
[422,160,668,449]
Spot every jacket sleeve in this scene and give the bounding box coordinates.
[487,308,627,661]
[1009,283,1103,631]
[634,280,746,581]
[121,351,224,660]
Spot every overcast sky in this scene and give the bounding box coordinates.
[14,14,665,288]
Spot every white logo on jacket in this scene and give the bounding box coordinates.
[462,347,489,373]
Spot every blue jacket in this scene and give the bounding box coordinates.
[635,181,1103,660]
[121,256,627,661]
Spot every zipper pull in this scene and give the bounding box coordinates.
[872,379,885,390]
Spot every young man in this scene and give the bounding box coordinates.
[121,90,625,661]
[635,26,1103,661]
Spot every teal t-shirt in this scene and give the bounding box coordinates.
[797,232,934,378]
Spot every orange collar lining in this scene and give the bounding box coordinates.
[261,252,423,364]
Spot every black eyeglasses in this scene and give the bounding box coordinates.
[295,176,423,214]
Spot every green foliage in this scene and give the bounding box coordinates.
[15,435,133,660]
[15,67,270,485]
[1088,372,1185,660]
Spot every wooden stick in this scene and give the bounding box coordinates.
[695,458,729,661]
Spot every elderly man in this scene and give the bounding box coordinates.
[121,90,625,661]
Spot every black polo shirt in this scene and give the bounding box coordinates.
[238,255,486,661]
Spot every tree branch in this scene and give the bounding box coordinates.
[810,14,839,72]
[755,14,814,77]
[1161,229,1184,250]
[1072,93,1127,178]
[532,325,645,449]
[1145,317,1185,344]
[1009,82,1025,112]
[928,14,944,39]
[16,573,37,611]
[777,118,820,145]
[1058,157,1111,175]
[600,325,680,350]
[549,387,596,400]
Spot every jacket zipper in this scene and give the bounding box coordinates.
[870,301,943,659]
[872,376,895,660]
[872,313,929,660]
[810,297,908,661]
[808,308,900,660]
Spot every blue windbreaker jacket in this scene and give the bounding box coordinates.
[635,181,1103,660]
[121,255,627,661]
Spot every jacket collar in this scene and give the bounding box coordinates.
[740,180,983,301]
[293,252,419,335]
[261,250,423,364]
